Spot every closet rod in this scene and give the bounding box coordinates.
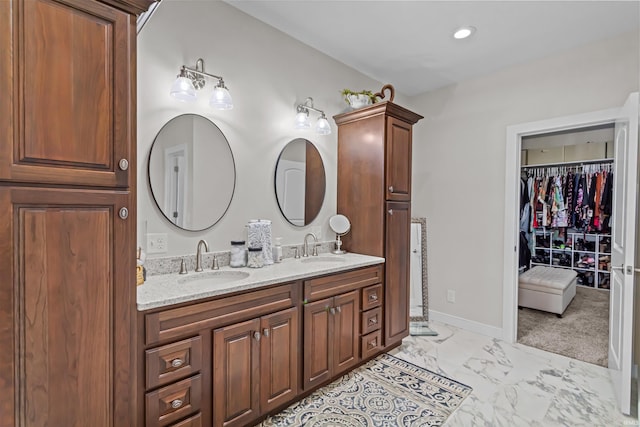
[522,158,614,170]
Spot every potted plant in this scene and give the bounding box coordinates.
[341,89,378,108]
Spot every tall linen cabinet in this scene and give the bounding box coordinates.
[0,0,152,426]
[334,102,423,348]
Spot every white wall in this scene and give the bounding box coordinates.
[408,30,639,330]
[137,0,386,257]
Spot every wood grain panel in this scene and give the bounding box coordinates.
[145,375,201,427]
[333,290,360,375]
[384,201,411,346]
[361,283,383,311]
[213,319,260,427]
[22,206,111,426]
[303,298,332,390]
[260,307,299,413]
[336,113,386,257]
[145,336,202,389]
[361,307,382,335]
[385,117,412,201]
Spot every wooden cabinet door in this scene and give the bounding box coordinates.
[385,201,411,346]
[260,307,299,413]
[385,116,413,201]
[212,319,261,427]
[303,298,333,390]
[0,186,135,427]
[332,290,360,376]
[0,0,132,187]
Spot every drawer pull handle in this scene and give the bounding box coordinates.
[253,331,261,341]
[170,358,184,368]
[330,307,336,315]
[388,186,394,193]
[368,317,378,325]
[170,399,183,409]
[368,294,378,302]
[119,207,128,219]
[118,158,129,171]
[263,328,270,338]
[388,209,393,215]
[368,339,377,348]
[336,306,342,314]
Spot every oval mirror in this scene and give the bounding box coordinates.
[148,114,235,231]
[274,138,326,226]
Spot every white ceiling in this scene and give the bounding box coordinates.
[224,1,640,96]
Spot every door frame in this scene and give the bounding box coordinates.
[502,106,621,343]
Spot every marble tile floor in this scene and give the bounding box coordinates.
[390,321,638,426]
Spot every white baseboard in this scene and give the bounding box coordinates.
[429,309,504,340]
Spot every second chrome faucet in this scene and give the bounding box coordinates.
[195,239,209,272]
[303,233,318,257]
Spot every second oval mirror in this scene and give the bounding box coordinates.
[148,114,236,231]
[274,138,326,226]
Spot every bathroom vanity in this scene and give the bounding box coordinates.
[136,253,385,426]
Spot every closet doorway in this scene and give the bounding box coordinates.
[502,92,638,415]
[518,126,613,367]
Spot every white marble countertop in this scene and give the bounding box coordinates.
[137,252,385,311]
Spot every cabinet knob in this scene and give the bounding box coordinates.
[336,306,342,314]
[368,339,377,348]
[369,317,378,325]
[170,399,183,409]
[118,158,129,171]
[253,331,261,341]
[388,209,393,215]
[330,307,336,315]
[263,328,270,338]
[119,207,128,219]
[388,186,394,193]
[170,358,184,368]
[369,293,378,302]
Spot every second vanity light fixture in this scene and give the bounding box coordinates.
[170,58,233,110]
[295,97,331,135]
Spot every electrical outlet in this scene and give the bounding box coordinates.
[147,233,168,254]
[310,225,322,240]
[447,290,456,303]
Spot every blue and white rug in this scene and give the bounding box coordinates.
[261,353,472,426]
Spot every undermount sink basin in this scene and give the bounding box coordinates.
[300,256,347,264]
[178,270,250,286]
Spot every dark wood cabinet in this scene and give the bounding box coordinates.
[335,101,422,349]
[303,290,360,390]
[0,1,152,426]
[212,307,299,427]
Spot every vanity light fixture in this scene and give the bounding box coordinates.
[170,58,233,110]
[453,26,476,40]
[295,97,331,135]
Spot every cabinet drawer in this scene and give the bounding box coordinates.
[361,283,383,311]
[145,375,201,427]
[361,330,382,360]
[361,307,382,335]
[145,283,295,345]
[170,413,201,427]
[304,265,383,302]
[146,336,202,389]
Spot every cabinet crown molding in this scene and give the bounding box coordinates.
[333,101,424,126]
[99,0,156,15]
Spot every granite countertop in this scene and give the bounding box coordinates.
[137,252,385,311]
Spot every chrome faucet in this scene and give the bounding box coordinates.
[195,239,209,272]
[303,233,318,257]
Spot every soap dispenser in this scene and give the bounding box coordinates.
[273,237,283,263]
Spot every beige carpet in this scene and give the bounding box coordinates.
[518,286,609,367]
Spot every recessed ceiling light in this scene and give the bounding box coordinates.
[453,26,476,40]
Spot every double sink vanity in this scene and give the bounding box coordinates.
[137,252,385,426]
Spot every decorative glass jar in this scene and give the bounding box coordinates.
[229,240,247,268]
[247,246,264,268]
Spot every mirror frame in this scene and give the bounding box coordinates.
[274,138,326,227]
[410,217,428,322]
[147,113,236,232]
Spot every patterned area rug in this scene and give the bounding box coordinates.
[261,353,472,426]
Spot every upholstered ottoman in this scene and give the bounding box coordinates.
[518,266,577,317]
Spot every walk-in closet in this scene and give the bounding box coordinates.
[517,124,614,367]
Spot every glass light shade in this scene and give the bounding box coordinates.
[170,76,197,102]
[210,86,233,110]
[294,111,310,129]
[315,116,331,135]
